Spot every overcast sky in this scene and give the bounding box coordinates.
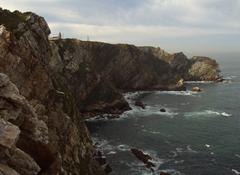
[1,0,240,57]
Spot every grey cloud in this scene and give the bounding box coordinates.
[1,0,240,55]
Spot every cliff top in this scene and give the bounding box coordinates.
[0,8,32,31]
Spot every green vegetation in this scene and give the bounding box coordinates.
[0,8,31,31]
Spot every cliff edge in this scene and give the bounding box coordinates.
[0,8,221,175]
[0,8,104,175]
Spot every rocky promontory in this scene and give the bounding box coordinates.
[0,8,221,175]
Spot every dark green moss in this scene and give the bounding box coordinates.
[0,9,30,31]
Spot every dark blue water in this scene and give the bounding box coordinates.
[87,57,240,175]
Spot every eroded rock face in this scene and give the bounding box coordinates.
[187,56,221,81]
[0,75,41,175]
[50,40,184,91]
[0,164,19,175]
[0,7,222,175]
[0,119,20,149]
[0,8,104,175]
[140,47,221,82]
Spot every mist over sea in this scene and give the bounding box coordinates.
[87,56,240,175]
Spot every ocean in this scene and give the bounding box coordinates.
[87,57,240,175]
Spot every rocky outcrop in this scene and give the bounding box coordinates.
[50,40,185,92]
[139,47,221,82]
[192,87,202,92]
[0,7,222,175]
[50,39,131,114]
[0,8,104,175]
[187,56,221,81]
[131,148,155,170]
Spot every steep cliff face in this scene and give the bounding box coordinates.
[50,40,130,114]
[0,7,222,175]
[140,47,221,81]
[0,8,104,175]
[50,40,184,91]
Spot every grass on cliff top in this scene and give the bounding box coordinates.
[0,8,31,31]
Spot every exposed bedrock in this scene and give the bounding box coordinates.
[0,7,222,175]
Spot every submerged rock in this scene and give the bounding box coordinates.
[160,108,166,112]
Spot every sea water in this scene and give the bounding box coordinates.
[87,57,240,175]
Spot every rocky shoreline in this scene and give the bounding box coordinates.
[0,8,222,175]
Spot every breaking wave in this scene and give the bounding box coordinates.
[184,110,232,118]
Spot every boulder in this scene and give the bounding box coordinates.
[192,87,202,92]
[160,108,166,112]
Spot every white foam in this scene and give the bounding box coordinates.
[107,151,117,155]
[155,90,197,96]
[184,110,232,118]
[186,145,198,153]
[224,75,237,80]
[205,144,211,148]
[235,154,240,158]
[221,112,232,117]
[174,160,185,164]
[232,169,240,175]
[184,81,213,84]
[175,145,198,154]
[142,129,161,135]
[92,137,116,154]
[117,144,130,151]
[122,149,166,175]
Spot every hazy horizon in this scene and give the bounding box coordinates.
[1,0,240,58]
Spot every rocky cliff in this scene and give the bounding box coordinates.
[0,8,104,175]
[49,39,189,114]
[0,8,221,175]
[139,47,222,81]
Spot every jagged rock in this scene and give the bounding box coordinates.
[192,87,202,92]
[7,148,40,175]
[134,100,145,109]
[131,148,155,169]
[140,47,221,82]
[0,164,19,175]
[187,56,221,81]
[0,73,9,87]
[0,8,104,175]
[0,7,222,175]
[0,119,20,149]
